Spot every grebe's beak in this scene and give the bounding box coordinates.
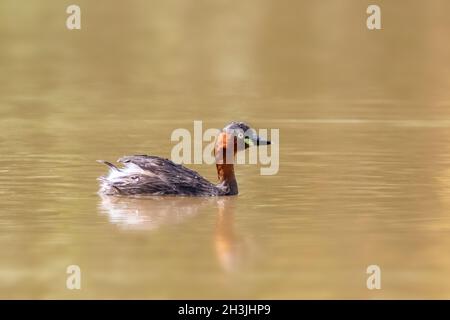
[256,136,271,146]
[245,134,271,147]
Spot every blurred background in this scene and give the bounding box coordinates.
[1,0,450,298]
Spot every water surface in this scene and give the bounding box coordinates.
[1,0,450,298]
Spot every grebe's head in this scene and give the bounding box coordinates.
[217,121,271,156]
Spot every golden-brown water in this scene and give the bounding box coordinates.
[1,0,450,299]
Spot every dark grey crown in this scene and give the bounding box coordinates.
[223,121,251,133]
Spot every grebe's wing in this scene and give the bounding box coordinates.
[118,155,206,179]
[100,155,218,196]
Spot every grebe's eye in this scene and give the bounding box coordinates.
[237,132,244,139]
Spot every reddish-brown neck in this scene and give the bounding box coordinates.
[215,133,238,194]
[216,163,236,183]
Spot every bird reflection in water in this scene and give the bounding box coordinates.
[214,197,243,272]
[98,196,250,272]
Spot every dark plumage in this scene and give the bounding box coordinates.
[98,155,223,196]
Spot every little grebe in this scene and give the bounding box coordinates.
[98,122,270,196]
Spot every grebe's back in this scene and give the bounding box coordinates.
[98,155,221,196]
